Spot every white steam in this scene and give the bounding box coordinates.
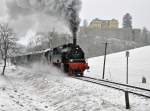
[5,0,82,39]
[30,62,67,77]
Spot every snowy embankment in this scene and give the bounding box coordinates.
[85,45,150,88]
[0,45,150,111]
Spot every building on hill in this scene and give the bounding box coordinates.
[89,18,119,29]
[79,18,150,57]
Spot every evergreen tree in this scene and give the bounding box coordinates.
[123,13,132,28]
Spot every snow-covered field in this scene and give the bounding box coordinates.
[0,46,150,111]
[85,46,150,88]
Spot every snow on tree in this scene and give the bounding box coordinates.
[123,13,132,28]
[0,24,17,75]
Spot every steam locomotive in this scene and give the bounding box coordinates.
[10,43,89,76]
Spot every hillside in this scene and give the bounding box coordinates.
[0,46,150,110]
[0,64,150,111]
[1,46,150,110]
[78,28,150,58]
[85,45,150,88]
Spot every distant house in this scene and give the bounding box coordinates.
[89,18,119,29]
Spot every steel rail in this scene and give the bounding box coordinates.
[82,76,150,92]
[72,76,150,98]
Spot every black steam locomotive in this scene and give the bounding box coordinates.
[11,43,89,76]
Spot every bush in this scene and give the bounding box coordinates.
[142,76,146,83]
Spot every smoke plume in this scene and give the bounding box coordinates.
[5,0,82,40]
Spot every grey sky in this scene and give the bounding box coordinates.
[0,0,149,31]
[80,0,150,29]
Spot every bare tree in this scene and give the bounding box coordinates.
[0,24,17,76]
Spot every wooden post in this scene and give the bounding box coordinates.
[125,51,130,109]
[126,51,129,84]
[102,42,108,79]
[125,91,130,109]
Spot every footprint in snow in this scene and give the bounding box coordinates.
[45,106,48,108]
[1,105,5,107]
[9,95,14,98]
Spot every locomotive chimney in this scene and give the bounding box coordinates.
[73,32,77,46]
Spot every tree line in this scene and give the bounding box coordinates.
[0,24,18,75]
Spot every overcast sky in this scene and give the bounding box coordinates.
[80,0,150,29]
[0,0,150,35]
[0,0,150,29]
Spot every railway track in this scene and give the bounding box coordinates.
[73,76,150,98]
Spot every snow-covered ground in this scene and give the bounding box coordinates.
[85,45,150,88]
[0,46,150,111]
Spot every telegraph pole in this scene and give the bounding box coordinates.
[125,51,130,109]
[102,42,108,79]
